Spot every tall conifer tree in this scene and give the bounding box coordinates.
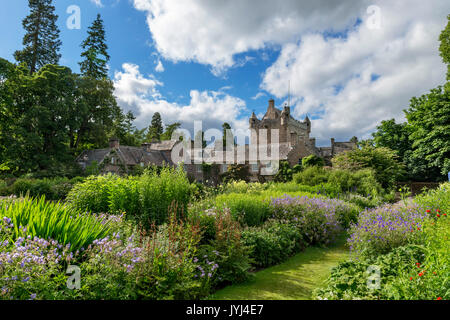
[14,0,61,74]
[79,14,110,79]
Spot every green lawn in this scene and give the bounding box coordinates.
[208,234,349,300]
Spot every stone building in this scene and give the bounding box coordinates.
[77,99,356,182]
[244,99,357,181]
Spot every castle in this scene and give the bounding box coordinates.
[77,99,357,182]
[248,99,356,170]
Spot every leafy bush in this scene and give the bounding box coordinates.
[302,155,325,168]
[268,182,341,199]
[328,169,382,197]
[223,180,267,194]
[199,208,252,286]
[270,195,343,245]
[67,166,192,228]
[293,166,329,186]
[0,197,112,252]
[220,164,250,183]
[7,177,85,200]
[242,221,305,268]
[331,145,405,189]
[347,203,429,259]
[215,193,272,227]
[274,161,301,182]
[314,244,427,300]
[414,182,450,214]
[0,229,79,300]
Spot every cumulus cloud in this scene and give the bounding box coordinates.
[155,60,164,72]
[113,63,249,136]
[132,0,366,75]
[130,0,449,144]
[261,0,449,144]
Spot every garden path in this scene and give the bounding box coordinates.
[208,234,349,300]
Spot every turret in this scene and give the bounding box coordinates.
[304,115,311,135]
[249,111,259,128]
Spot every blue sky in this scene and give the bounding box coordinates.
[0,0,278,112]
[1,0,448,146]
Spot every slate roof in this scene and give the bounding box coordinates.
[149,140,179,151]
[77,145,171,168]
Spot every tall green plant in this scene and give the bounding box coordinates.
[0,196,111,252]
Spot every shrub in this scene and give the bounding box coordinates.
[0,197,112,252]
[314,244,427,300]
[414,182,450,214]
[0,230,79,300]
[270,195,343,245]
[328,168,382,197]
[67,174,117,213]
[8,177,85,200]
[242,221,305,268]
[223,180,267,194]
[268,182,341,199]
[302,155,325,168]
[199,208,252,286]
[293,166,329,186]
[331,145,405,189]
[347,204,428,259]
[220,164,250,184]
[67,166,192,228]
[215,193,272,227]
[138,166,192,227]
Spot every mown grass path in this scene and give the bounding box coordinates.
[208,234,349,300]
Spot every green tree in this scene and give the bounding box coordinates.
[222,122,233,148]
[404,85,450,180]
[0,62,78,176]
[147,112,164,141]
[161,122,181,141]
[14,0,61,74]
[70,76,122,151]
[332,146,405,189]
[372,119,412,160]
[439,14,450,80]
[79,14,110,79]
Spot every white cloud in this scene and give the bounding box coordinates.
[132,0,367,75]
[261,0,449,144]
[251,92,266,100]
[131,0,450,144]
[155,60,164,72]
[113,63,249,135]
[90,0,104,8]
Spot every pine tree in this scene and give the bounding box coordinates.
[14,0,61,74]
[79,14,110,79]
[147,112,164,141]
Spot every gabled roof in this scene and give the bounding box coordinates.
[149,140,179,151]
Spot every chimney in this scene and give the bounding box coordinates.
[141,143,151,152]
[331,138,335,156]
[109,138,119,149]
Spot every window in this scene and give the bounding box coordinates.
[251,163,259,173]
[111,157,115,165]
[222,164,228,173]
[196,164,203,173]
[140,162,145,167]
